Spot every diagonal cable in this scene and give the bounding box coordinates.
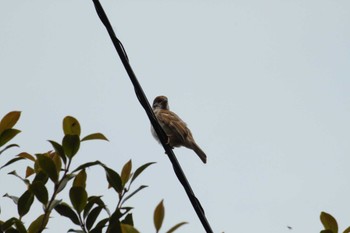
[91,0,213,232]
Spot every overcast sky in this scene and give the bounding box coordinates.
[1,0,350,232]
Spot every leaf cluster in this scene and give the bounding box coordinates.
[0,112,187,233]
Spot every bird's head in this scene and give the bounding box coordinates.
[152,95,169,110]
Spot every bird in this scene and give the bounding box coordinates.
[151,95,207,164]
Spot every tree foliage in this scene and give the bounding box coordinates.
[0,111,187,233]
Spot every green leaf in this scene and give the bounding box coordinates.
[154,200,164,233]
[166,222,188,233]
[344,226,350,233]
[56,174,75,194]
[90,218,109,233]
[14,219,27,233]
[0,111,21,134]
[26,166,35,178]
[86,206,103,230]
[0,129,21,147]
[54,203,80,225]
[121,213,133,226]
[320,212,338,233]
[27,214,46,233]
[121,185,148,206]
[17,190,34,217]
[73,169,86,188]
[69,186,88,213]
[106,213,122,233]
[121,224,140,233]
[130,162,155,184]
[81,133,109,142]
[62,135,80,159]
[17,152,35,161]
[121,160,132,187]
[0,144,19,156]
[72,161,104,173]
[48,140,66,165]
[104,167,123,194]
[321,230,334,233]
[33,171,48,185]
[0,157,25,170]
[36,154,58,183]
[63,116,81,136]
[3,193,19,204]
[84,196,108,219]
[67,230,84,233]
[30,181,49,205]
[52,153,62,174]
[1,217,17,231]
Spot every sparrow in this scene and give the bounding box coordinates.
[151,95,207,164]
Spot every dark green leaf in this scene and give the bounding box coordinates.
[121,185,148,206]
[81,133,109,142]
[84,196,108,219]
[121,213,133,226]
[320,212,338,233]
[14,219,27,233]
[27,215,46,233]
[0,157,25,170]
[1,218,17,231]
[54,203,80,225]
[72,161,104,173]
[63,116,81,136]
[321,230,334,233]
[3,193,19,204]
[4,228,20,233]
[62,135,80,159]
[90,218,109,233]
[0,129,21,147]
[56,174,75,194]
[30,181,48,205]
[104,167,122,194]
[36,154,58,183]
[0,144,19,156]
[106,213,122,233]
[48,140,66,165]
[121,224,140,233]
[344,226,350,233]
[33,171,48,185]
[86,206,103,230]
[73,169,86,188]
[69,187,87,213]
[121,160,132,187]
[166,222,188,233]
[17,190,34,217]
[154,200,164,233]
[130,162,155,184]
[0,111,21,134]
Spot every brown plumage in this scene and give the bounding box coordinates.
[151,95,207,164]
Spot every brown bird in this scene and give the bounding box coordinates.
[151,95,207,164]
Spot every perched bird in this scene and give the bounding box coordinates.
[151,95,207,164]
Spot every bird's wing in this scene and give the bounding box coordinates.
[157,110,192,143]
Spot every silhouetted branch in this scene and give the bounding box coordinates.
[91,1,213,232]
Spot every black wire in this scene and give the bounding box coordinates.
[91,1,213,232]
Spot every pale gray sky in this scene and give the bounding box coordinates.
[1,0,350,232]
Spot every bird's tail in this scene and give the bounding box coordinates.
[191,142,207,164]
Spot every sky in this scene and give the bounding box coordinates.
[1,0,350,232]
